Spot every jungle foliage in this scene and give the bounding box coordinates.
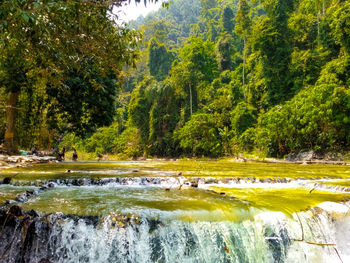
[90,0,350,158]
[3,0,350,158]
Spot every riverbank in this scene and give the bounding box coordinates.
[0,150,349,170]
[72,151,350,165]
[0,154,57,169]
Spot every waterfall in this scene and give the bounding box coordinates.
[0,204,349,263]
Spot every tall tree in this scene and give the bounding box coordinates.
[148,38,174,81]
[235,0,251,101]
[217,33,234,71]
[221,6,235,33]
[170,37,218,119]
[253,0,294,105]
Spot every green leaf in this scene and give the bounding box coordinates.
[21,12,30,23]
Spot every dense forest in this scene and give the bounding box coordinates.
[1,0,350,158]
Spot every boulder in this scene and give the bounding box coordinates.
[2,177,11,184]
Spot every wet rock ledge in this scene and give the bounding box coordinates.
[0,205,162,263]
[0,205,53,263]
[0,205,101,263]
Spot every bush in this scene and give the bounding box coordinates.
[230,102,257,135]
[174,113,223,157]
[114,127,143,158]
[84,123,119,154]
[255,83,350,156]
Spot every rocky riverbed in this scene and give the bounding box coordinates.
[0,154,57,169]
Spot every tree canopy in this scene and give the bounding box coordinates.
[0,0,145,153]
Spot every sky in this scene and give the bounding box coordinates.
[115,1,163,22]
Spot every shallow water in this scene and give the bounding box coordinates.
[208,185,350,215]
[20,186,257,221]
[0,185,36,205]
[1,160,350,184]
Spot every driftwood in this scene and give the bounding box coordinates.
[293,213,343,263]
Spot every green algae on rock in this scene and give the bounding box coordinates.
[1,160,350,185]
[208,186,350,215]
[20,186,260,222]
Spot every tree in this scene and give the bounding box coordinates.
[148,82,181,156]
[128,77,156,152]
[46,59,119,137]
[170,36,218,119]
[221,6,235,33]
[235,0,251,101]
[330,2,350,54]
[252,0,294,105]
[217,33,234,71]
[148,38,174,81]
[0,0,142,153]
[230,101,257,135]
[174,113,222,157]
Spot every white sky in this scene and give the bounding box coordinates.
[115,1,163,22]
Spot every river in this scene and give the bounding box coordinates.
[0,160,349,262]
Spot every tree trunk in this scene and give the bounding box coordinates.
[323,0,325,16]
[243,37,247,102]
[4,91,19,154]
[317,12,320,47]
[189,84,193,116]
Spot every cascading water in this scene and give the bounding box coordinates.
[1,161,350,263]
[0,205,349,263]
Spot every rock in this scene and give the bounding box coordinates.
[191,178,199,188]
[9,205,23,216]
[71,179,81,186]
[26,190,34,195]
[191,182,198,188]
[27,209,40,218]
[16,194,28,202]
[39,186,48,191]
[38,258,52,263]
[298,151,314,161]
[2,177,11,184]
[286,151,318,162]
